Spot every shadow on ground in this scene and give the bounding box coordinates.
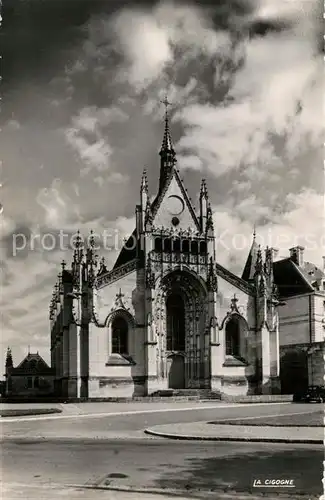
[208,410,324,427]
[153,447,323,497]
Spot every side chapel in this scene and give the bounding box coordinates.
[49,102,281,399]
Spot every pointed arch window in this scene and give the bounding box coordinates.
[191,241,198,254]
[154,237,162,252]
[112,317,128,355]
[173,238,181,252]
[182,239,189,252]
[164,238,172,252]
[199,241,207,254]
[225,317,240,357]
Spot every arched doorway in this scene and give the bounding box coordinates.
[111,316,128,355]
[157,270,208,390]
[166,293,185,351]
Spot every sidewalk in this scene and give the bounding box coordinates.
[145,421,324,443]
[3,482,318,500]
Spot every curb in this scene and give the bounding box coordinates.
[144,429,323,444]
[68,483,318,498]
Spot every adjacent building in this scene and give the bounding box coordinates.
[4,348,55,398]
[242,242,325,394]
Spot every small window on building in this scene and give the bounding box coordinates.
[164,238,171,252]
[34,377,39,389]
[27,377,33,389]
[112,317,128,355]
[154,237,162,252]
[199,241,207,254]
[182,239,189,252]
[191,241,198,254]
[173,238,181,252]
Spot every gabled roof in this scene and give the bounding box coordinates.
[113,228,137,269]
[215,262,255,296]
[273,258,315,298]
[150,169,201,232]
[112,169,201,271]
[13,353,54,375]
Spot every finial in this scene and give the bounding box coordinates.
[200,178,208,198]
[61,259,66,270]
[159,95,174,154]
[141,168,148,192]
[253,224,256,241]
[89,229,95,248]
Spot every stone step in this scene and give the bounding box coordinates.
[149,389,222,399]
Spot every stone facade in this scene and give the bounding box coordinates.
[49,111,283,399]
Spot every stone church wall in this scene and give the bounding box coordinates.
[88,269,146,398]
[212,276,256,396]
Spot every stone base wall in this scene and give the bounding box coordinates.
[309,347,324,385]
[147,377,168,395]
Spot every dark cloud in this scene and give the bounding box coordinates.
[2,0,255,92]
[248,20,292,38]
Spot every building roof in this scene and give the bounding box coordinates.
[11,353,54,375]
[273,258,315,298]
[113,228,137,269]
[300,261,325,290]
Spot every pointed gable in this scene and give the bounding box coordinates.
[151,170,201,232]
[14,353,53,374]
[242,236,259,281]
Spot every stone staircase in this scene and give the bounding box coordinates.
[148,389,222,400]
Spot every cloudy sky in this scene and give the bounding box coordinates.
[0,0,323,370]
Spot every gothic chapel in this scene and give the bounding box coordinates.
[49,103,281,399]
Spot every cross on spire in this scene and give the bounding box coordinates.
[160,95,171,114]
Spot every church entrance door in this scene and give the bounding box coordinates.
[166,292,186,389]
[167,354,185,389]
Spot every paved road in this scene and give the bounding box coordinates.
[1,402,323,499]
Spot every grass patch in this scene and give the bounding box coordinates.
[0,408,62,417]
[210,410,324,427]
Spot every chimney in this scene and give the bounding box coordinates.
[289,246,304,267]
[269,247,279,262]
[322,256,325,273]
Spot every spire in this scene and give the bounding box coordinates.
[242,228,259,281]
[159,96,176,193]
[5,347,13,368]
[159,96,175,155]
